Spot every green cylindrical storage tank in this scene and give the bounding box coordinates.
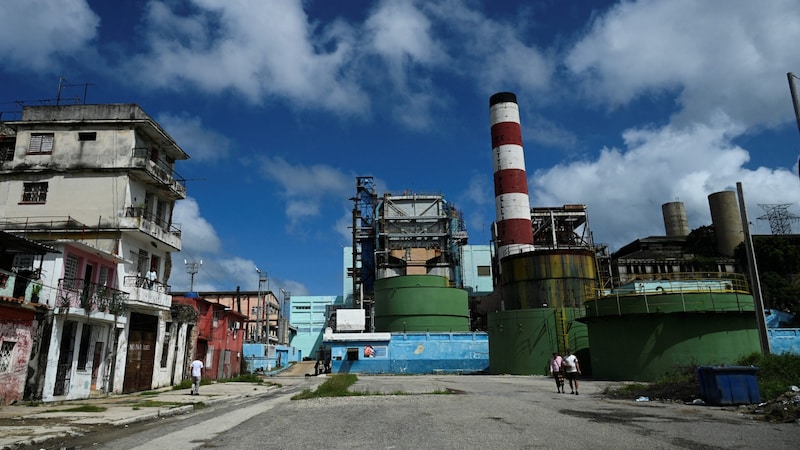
[584,291,760,381]
[487,308,589,375]
[501,250,597,310]
[374,275,469,332]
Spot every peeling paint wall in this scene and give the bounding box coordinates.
[0,316,36,405]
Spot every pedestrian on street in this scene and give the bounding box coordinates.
[549,352,565,393]
[562,349,581,395]
[190,357,204,395]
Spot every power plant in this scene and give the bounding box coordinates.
[316,92,764,381]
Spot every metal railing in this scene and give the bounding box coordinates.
[585,272,753,316]
[130,147,187,196]
[56,278,128,315]
[123,275,170,294]
[123,206,182,237]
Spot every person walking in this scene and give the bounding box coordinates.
[562,349,581,395]
[190,357,204,395]
[549,352,565,393]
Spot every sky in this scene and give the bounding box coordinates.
[2,0,800,297]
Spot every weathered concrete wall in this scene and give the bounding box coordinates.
[0,317,35,405]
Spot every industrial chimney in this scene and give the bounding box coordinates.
[490,92,534,259]
[662,201,690,237]
[708,190,744,257]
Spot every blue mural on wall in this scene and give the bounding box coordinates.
[326,332,489,375]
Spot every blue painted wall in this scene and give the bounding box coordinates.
[327,332,489,375]
[768,329,800,355]
[243,343,303,372]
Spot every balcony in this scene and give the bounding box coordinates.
[119,207,182,251]
[123,275,172,309]
[56,278,129,319]
[0,268,44,303]
[130,147,187,199]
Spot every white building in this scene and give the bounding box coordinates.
[0,104,190,400]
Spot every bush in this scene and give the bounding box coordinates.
[737,352,800,400]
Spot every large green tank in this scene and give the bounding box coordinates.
[584,290,761,381]
[374,275,470,332]
[487,308,589,375]
[500,250,597,309]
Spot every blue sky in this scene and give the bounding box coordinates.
[2,0,800,296]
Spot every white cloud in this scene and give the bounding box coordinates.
[173,197,222,255]
[0,0,99,71]
[530,119,800,250]
[170,198,309,294]
[157,112,231,162]
[565,0,800,128]
[129,0,366,113]
[258,157,353,228]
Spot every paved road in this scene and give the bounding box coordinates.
[21,375,800,449]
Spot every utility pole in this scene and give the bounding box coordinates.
[737,182,770,355]
[255,267,267,343]
[788,73,800,138]
[184,259,202,292]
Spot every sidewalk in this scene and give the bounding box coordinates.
[0,380,279,449]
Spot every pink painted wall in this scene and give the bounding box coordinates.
[0,305,37,405]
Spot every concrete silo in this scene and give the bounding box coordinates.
[708,191,744,257]
[662,201,690,237]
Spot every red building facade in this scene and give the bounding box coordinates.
[172,295,246,380]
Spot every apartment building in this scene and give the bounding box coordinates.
[0,104,189,400]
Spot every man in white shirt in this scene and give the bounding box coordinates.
[562,349,581,395]
[190,358,204,395]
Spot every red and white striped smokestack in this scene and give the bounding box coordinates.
[490,92,534,259]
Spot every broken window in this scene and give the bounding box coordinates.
[21,182,48,203]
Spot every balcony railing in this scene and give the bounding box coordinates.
[123,206,182,238]
[130,147,187,197]
[56,278,128,315]
[123,275,172,308]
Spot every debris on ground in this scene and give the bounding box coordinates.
[739,391,800,423]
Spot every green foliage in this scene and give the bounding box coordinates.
[737,353,800,400]
[45,404,107,413]
[736,236,800,314]
[131,400,183,408]
[172,378,211,390]
[292,374,366,400]
[683,225,717,257]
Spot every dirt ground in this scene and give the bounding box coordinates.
[603,379,800,423]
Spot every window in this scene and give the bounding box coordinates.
[1,144,13,161]
[0,341,15,372]
[78,132,96,141]
[477,265,491,276]
[64,254,79,288]
[161,323,171,368]
[77,325,92,371]
[28,133,54,154]
[21,182,48,203]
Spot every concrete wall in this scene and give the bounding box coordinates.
[326,332,489,375]
[0,312,36,405]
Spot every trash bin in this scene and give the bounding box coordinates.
[696,366,760,406]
